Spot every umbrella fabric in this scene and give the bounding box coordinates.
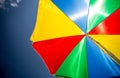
[55,37,88,78]
[30,0,84,74]
[86,37,120,78]
[30,0,120,78]
[87,0,120,33]
[52,0,89,32]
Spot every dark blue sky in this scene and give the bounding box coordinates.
[0,0,55,78]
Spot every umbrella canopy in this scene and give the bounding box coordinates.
[30,0,120,78]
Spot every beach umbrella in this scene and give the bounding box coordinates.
[30,0,120,78]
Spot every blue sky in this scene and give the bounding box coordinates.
[0,0,55,78]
